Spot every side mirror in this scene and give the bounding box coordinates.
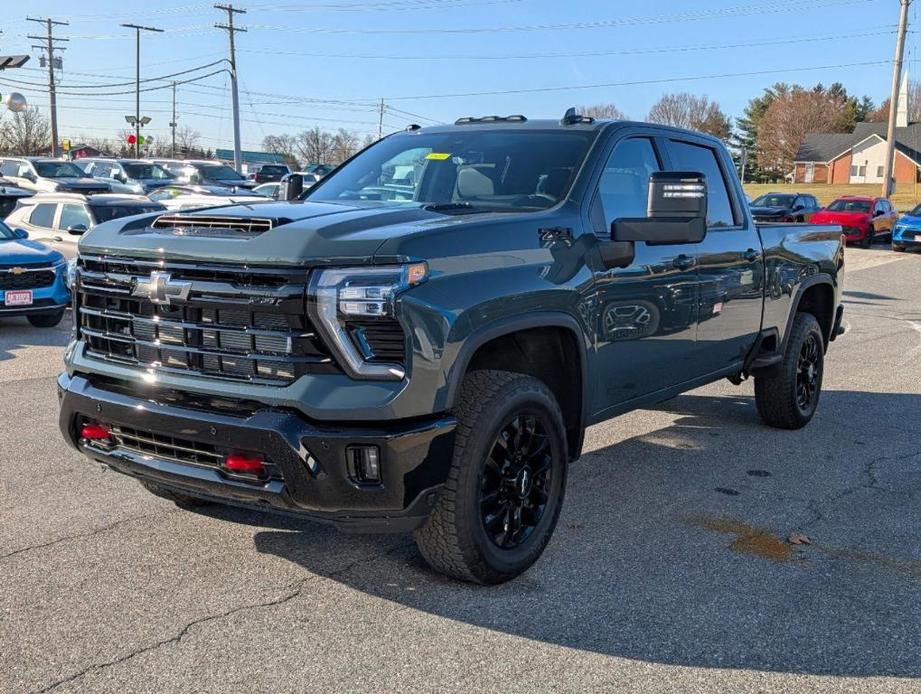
[14,228,28,239]
[611,171,708,246]
[23,171,36,182]
[793,204,804,212]
[66,224,88,235]
[278,174,303,201]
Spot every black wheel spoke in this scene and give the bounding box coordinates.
[479,412,556,550]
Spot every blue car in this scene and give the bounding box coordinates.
[0,219,70,327]
[893,204,921,252]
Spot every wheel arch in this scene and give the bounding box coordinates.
[786,275,836,350]
[445,312,588,461]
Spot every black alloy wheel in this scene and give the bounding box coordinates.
[479,413,553,549]
[796,332,821,414]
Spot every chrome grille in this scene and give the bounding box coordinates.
[76,255,340,384]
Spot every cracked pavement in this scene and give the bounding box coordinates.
[1,247,920,693]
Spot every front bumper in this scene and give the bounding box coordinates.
[893,227,921,245]
[58,372,456,532]
[0,273,70,316]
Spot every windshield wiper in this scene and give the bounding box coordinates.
[422,202,484,214]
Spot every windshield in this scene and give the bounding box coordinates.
[827,199,871,213]
[123,163,173,180]
[752,194,796,207]
[34,161,86,178]
[0,219,15,239]
[90,204,164,223]
[307,129,596,212]
[198,164,245,181]
[909,204,921,216]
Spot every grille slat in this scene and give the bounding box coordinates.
[76,256,340,384]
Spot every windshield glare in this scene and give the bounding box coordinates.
[123,163,173,180]
[827,199,871,213]
[306,130,596,212]
[34,161,86,178]
[753,194,795,207]
[200,164,244,181]
[91,204,164,223]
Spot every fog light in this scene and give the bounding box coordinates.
[223,454,266,477]
[347,445,381,484]
[81,423,111,442]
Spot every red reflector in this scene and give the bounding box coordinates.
[223,455,265,475]
[81,424,111,441]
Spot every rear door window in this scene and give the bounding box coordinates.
[667,140,736,227]
[29,203,57,228]
[59,204,93,230]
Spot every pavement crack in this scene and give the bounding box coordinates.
[1,510,178,562]
[34,540,414,693]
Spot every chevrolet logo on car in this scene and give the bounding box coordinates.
[131,271,192,307]
[9,267,28,275]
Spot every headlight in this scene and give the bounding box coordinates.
[311,263,427,380]
[65,258,78,290]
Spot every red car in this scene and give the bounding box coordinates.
[810,196,898,248]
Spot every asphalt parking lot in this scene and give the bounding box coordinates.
[1,246,920,694]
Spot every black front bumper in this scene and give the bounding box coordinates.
[58,373,456,532]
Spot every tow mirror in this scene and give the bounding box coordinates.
[278,174,304,201]
[611,171,708,246]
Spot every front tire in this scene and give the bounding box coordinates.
[27,309,64,328]
[414,370,568,584]
[755,312,825,430]
[861,226,874,248]
[893,244,906,252]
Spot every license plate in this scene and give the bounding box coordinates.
[4,290,33,306]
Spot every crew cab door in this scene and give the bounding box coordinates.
[587,134,702,414]
[663,137,764,373]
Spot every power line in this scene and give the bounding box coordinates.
[0,69,228,96]
[26,16,69,157]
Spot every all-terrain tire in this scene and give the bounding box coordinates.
[755,312,825,430]
[414,370,568,584]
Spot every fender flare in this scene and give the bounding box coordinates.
[443,310,590,428]
[782,273,836,349]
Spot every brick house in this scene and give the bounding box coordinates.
[793,122,921,186]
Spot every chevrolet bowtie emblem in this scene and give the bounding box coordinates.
[10,267,27,275]
[131,271,192,307]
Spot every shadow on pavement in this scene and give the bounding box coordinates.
[0,313,72,363]
[198,390,921,678]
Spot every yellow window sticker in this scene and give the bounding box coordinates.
[425,152,451,160]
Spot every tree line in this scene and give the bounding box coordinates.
[2,83,913,181]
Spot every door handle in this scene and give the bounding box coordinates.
[672,254,696,271]
[743,248,761,262]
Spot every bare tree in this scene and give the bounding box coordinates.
[580,103,628,120]
[263,134,300,169]
[647,93,731,140]
[175,125,202,156]
[331,129,360,164]
[0,108,52,156]
[757,86,849,175]
[296,127,336,165]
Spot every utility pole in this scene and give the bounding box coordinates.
[170,81,178,158]
[26,17,68,157]
[215,4,246,173]
[121,23,163,158]
[378,98,385,139]
[883,0,912,198]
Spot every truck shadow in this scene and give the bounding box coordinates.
[216,389,921,678]
[0,314,72,363]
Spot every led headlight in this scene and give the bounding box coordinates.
[65,258,78,290]
[311,263,427,380]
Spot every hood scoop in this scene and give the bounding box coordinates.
[148,214,280,238]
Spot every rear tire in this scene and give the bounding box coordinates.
[414,370,568,584]
[140,481,213,510]
[27,309,64,328]
[755,312,825,430]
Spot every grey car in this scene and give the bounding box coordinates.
[0,157,111,195]
[5,193,164,258]
[76,158,176,195]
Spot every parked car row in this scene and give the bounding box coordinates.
[749,191,912,249]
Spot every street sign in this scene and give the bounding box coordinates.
[0,55,30,70]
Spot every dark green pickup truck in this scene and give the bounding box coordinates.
[58,110,844,583]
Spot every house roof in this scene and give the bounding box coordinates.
[796,122,921,165]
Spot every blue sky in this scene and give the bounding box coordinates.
[0,0,918,151]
